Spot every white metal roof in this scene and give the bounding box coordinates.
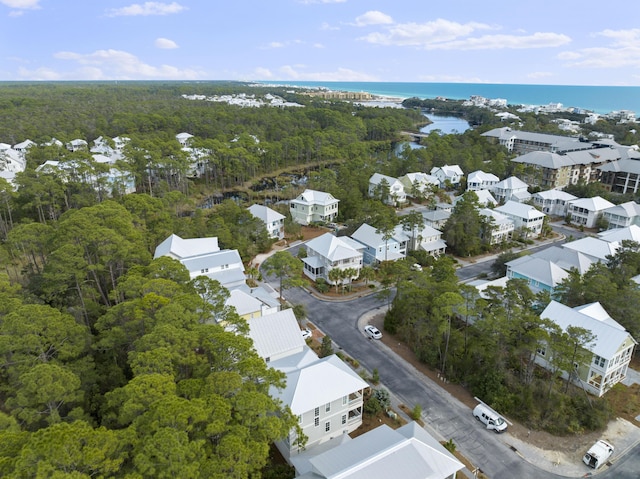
[307,422,464,479]
[272,354,368,415]
[305,233,363,262]
[153,234,220,259]
[247,308,305,361]
[541,301,636,359]
[248,204,285,223]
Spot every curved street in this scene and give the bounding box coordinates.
[258,246,640,478]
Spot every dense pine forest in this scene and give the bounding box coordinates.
[1,82,640,476]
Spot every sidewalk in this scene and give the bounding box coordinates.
[353,306,640,478]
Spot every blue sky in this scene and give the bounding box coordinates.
[1,0,639,85]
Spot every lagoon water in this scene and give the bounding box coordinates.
[421,114,470,135]
[261,81,640,115]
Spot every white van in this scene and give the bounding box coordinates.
[473,404,508,433]
[583,440,614,469]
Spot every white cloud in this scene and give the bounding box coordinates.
[527,71,554,79]
[320,22,339,31]
[558,28,640,69]
[0,0,40,9]
[106,2,186,17]
[52,49,203,80]
[262,41,285,49]
[313,43,324,48]
[278,65,378,81]
[360,19,492,46]
[252,67,273,79]
[354,11,393,27]
[155,37,178,49]
[429,32,571,51]
[360,19,570,51]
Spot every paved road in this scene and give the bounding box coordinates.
[279,287,572,479]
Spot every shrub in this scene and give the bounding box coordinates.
[411,403,422,421]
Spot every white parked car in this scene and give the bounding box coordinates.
[301,328,312,340]
[364,325,382,340]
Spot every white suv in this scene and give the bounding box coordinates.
[364,325,382,340]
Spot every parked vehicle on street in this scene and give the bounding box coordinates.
[583,440,614,469]
[473,403,508,433]
[364,325,382,340]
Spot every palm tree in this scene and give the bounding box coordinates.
[328,268,342,293]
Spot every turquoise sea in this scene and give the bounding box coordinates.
[260,81,640,115]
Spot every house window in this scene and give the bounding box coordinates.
[201,268,209,273]
[342,395,348,406]
[536,346,546,357]
[298,415,302,424]
[325,421,331,432]
[325,402,331,413]
[341,414,347,425]
[593,355,606,368]
[314,407,319,417]
[314,417,319,427]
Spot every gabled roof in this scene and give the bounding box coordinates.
[507,255,569,287]
[181,249,243,272]
[511,150,575,169]
[248,204,285,223]
[351,223,408,248]
[369,173,401,187]
[533,189,578,201]
[533,246,595,274]
[494,201,545,220]
[493,176,528,191]
[467,170,499,183]
[480,208,514,227]
[458,189,497,206]
[153,234,220,259]
[422,210,451,222]
[293,189,339,206]
[597,158,640,174]
[562,237,619,261]
[304,422,464,479]
[598,224,640,243]
[431,164,463,177]
[541,301,636,359]
[247,308,305,360]
[305,233,362,261]
[272,354,368,415]
[602,201,640,219]
[399,172,439,186]
[568,196,615,212]
[226,289,263,316]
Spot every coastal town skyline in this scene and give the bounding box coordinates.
[1,1,639,86]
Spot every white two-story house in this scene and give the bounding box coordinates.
[248,204,286,240]
[301,233,363,284]
[532,189,578,217]
[290,189,340,225]
[491,176,530,203]
[246,309,369,462]
[430,164,464,188]
[350,223,408,265]
[602,201,640,229]
[538,301,636,397]
[466,170,499,191]
[154,234,246,291]
[368,173,407,206]
[494,201,545,238]
[567,196,615,229]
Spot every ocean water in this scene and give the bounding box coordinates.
[261,81,640,115]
